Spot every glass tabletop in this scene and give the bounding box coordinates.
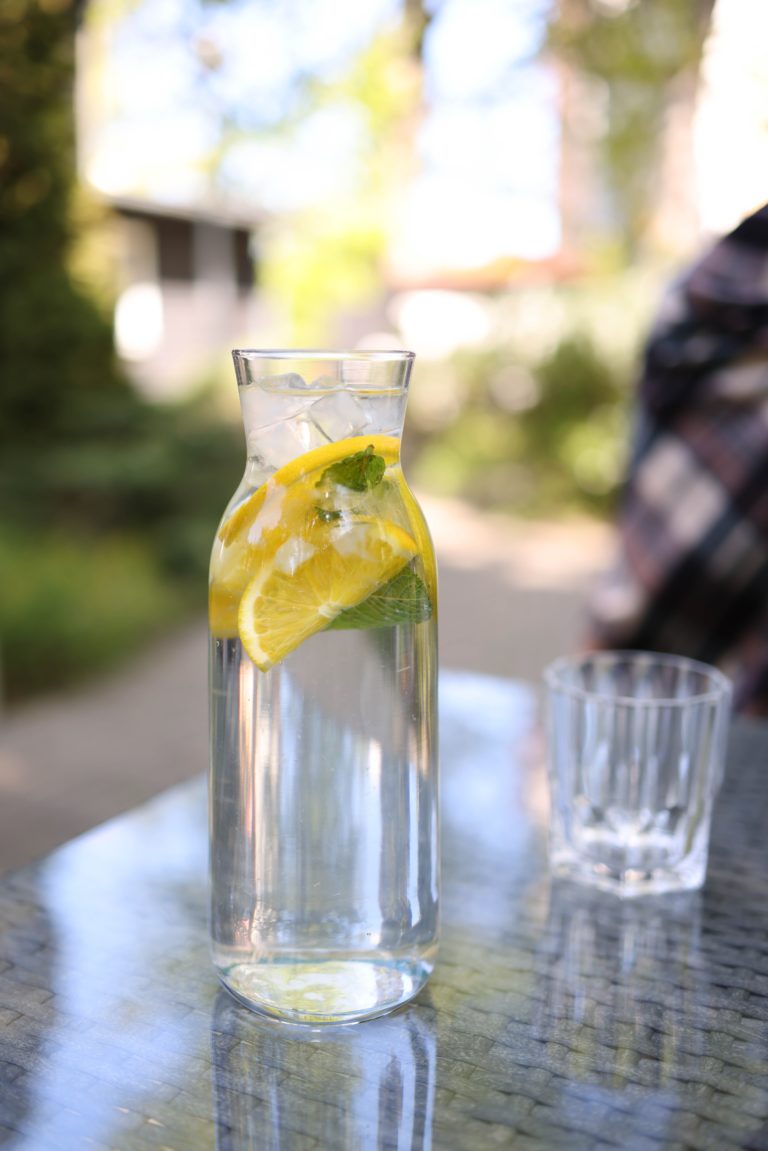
[0,670,766,1150]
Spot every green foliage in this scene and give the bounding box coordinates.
[0,0,245,702]
[1,392,243,572]
[405,274,663,518]
[408,330,632,519]
[260,16,425,342]
[0,0,78,272]
[265,216,386,344]
[0,529,184,702]
[546,0,715,254]
[0,0,133,444]
[0,384,244,701]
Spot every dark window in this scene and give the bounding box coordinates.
[233,228,256,291]
[157,218,194,281]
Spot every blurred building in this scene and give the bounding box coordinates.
[74,9,265,400]
[106,196,261,399]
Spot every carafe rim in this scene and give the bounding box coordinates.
[232,349,415,363]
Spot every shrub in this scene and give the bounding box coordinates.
[408,331,633,518]
[0,529,183,702]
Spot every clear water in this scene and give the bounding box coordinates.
[211,365,439,1021]
[209,619,439,1024]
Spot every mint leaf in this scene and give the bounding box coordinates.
[329,569,433,631]
[319,445,385,492]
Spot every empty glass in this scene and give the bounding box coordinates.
[544,651,732,896]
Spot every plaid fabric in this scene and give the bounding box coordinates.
[588,205,768,713]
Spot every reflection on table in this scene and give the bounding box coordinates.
[213,991,436,1150]
[0,671,766,1150]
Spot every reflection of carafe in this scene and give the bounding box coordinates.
[211,992,436,1150]
[535,883,705,1088]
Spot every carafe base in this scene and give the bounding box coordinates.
[217,954,434,1025]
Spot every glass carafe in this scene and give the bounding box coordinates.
[208,351,439,1024]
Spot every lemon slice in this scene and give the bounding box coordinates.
[238,518,417,670]
[211,436,402,637]
[394,471,437,607]
[209,583,243,638]
[218,435,401,547]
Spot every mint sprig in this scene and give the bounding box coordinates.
[319,444,385,492]
[329,568,433,631]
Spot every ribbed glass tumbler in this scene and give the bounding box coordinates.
[544,651,732,897]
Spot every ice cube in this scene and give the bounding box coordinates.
[358,392,405,436]
[258,371,309,392]
[239,380,313,431]
[308,391,372,442]
[246,414,328,470]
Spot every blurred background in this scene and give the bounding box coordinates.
[0,0,766,860]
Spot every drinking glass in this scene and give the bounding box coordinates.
[208,351,439,1023]
[544,651,732,896]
